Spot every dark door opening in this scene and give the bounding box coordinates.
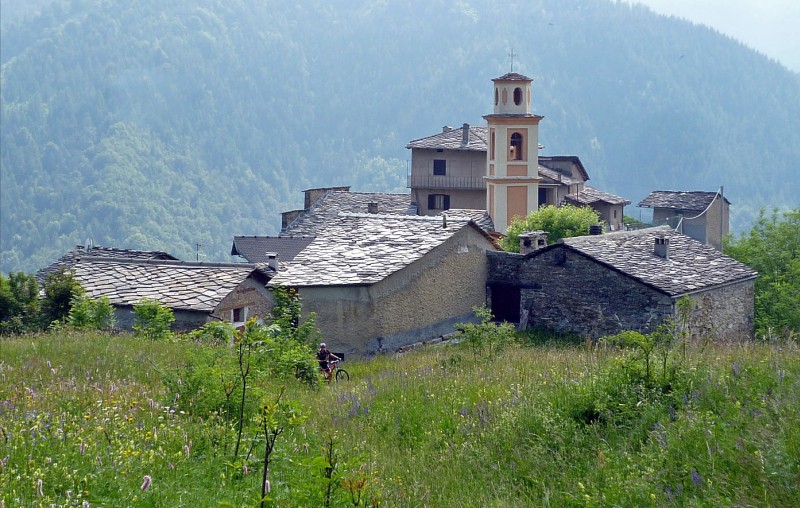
[490,284,521,323]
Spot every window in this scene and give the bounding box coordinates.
[494,88,499,105]
[232,307,248,323]
[490,130,495,159]
[513,87,522,105]
[428,194,450,210]
[433,159,446,176]
[510,132,523,160]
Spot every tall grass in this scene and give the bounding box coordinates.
[1,331,798,506]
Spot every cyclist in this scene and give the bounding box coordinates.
[317,343,340,381]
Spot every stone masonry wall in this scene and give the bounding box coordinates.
[683,280,755,341]
[214,277,274,324]
[488,248,674,338]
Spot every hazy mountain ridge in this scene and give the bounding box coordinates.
[2,0,799,273]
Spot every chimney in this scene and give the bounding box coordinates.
[367,202,379,214]
[519,230,548,255]
[442,125,453,133]
[265,252,280,271]
[589,224,603,236]
[461,123,470,146]
[654,236,669,259]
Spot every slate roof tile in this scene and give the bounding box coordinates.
[72,258,268,312]
[564,186,631,206]
[281,191,415,236]
[37,246,178,283]
[230,236,315,263]
[560,227,757,296]
[271,214,492,287]
[638,191,729,211]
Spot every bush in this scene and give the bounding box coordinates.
[455,305,517,358]
[40,268,83,326]
[133,298,175,340]
[502,204,603,252]
[68,295,116,331]
[0,272,40,333]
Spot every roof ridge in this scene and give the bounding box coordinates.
[77,257,257,269]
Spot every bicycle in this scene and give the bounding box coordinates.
[325,358,349,382]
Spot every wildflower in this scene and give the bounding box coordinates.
[37,478,43,497]
[47,361,51,369]
[242,465,249,476]
[690,468,703,488]
[264,480,271,493]
[141,475,152,491]
[80,441,86,455]
[184,444,190,457]
[83,502,90,508]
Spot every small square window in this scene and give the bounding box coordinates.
[232,307,247,323]
[433,159,446,176]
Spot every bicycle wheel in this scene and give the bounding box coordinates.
[335,368,350,382]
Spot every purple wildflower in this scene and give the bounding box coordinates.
[690,468,703,488]
[141,475,152,491]
[264,480,271,493]
[36,478,43,497]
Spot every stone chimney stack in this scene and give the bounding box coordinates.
[461,123,470,146]
[519,230,548,255]
[654,235,670,260]
[442,125,453,133]
[367,202,379,214]
[266,252,280,271]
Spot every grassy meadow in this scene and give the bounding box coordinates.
[1,331,798,507]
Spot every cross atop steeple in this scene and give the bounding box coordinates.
[508,48,517,72]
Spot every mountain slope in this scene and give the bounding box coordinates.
[2,0,799,273]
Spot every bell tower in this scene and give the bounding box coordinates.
[484,72,543,234]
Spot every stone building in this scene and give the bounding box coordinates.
[638,190,730,250]
[565,185,631,231]
[72,257,274,330]
[269,213,500,355]
[487,227,757,340]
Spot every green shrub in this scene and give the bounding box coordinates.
[502,204,604,252]
[455,305,517,358]
[133,298,175,340]
[68,295,116,330]
[40,268,83,326]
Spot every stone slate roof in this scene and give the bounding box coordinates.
[231,236,315,263]
[271,214,492,287]
[493,72,532,81]
[538,166,585,186]
[72,258,271,312]
[558,227,757,296]
[406,125,489,152]
[565,186,631,206]
[281,190,415,236]
[538,156,591,182]
[441,209,495,233]
[36,246,178,283]
[638,191,729,211]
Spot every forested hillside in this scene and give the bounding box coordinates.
[2,0,799,273]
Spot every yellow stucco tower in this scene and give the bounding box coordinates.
[484,72,543,234]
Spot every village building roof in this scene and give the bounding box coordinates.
[36,245,178,283]
[72,258,272,312]
[564,186,631,206]
[281,190,416,236]
[231,235,315,263]
[271,214,494,287]
[538,166,585,187]
[538,155,590,182]
[555,227,757,297]
[493,72,533,81]
[405,125,489,152]
[440,209,495,233]
[638,191,730,211]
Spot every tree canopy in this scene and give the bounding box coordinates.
[502,204,603,252]
[724,208,800,337]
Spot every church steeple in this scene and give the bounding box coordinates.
[484,72,543,234]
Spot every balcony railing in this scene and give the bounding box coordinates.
[407,174,486,190]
